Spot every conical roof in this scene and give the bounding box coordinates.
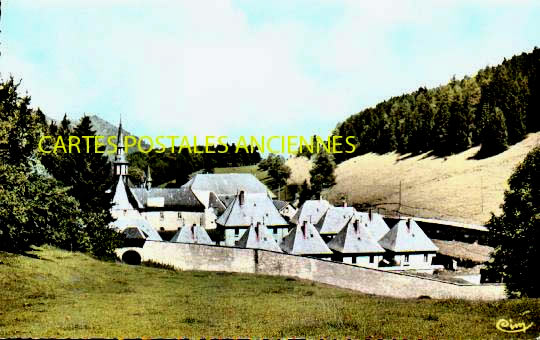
[280,220,332,255]
[170,224,214,245]
[291,199,332,225]
[110,217,162,241]
[328,216,385,254]
[236,221,282,252]
[216,192,288,227]
[355,211,390,241]
[314,206,356,235]
[112,176,134,210]
[379,219,439,252]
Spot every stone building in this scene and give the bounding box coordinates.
[378,219,439,268]
[280,220,333,259]
[327,215,385,267]
[109,121,277,233]
[216,191,289,246]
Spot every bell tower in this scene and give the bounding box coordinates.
[114,117,129,179]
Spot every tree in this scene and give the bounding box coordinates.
[479,105,508,157]
[309,150,336,197]
[41,115,121,257]
[0,77,81,253]
[259,154,291,190]
[485,145,539,297]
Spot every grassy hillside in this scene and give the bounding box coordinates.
[286,132,540,224]
[1,247,538,338]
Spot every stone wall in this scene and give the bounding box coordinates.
[125,241,505,300]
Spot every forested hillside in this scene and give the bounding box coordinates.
[127,145,261,187]
[333,48,540,162]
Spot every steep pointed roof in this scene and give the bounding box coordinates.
[216,193,288,227]
[170,224,214,245]
[116,117,125,148]
[112,177,134,210]
[146,165,152,182]
[328,216,385,254]
[114,118,128,164]
[355,211,390,241]
[280,220,332,255]
[291,199,332,225]
[110,217,162,241]
[379,219,439,253]
[315,206,356,234]
[236,221,282,252]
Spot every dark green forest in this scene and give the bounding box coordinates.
[333,48,540,162]
[0,78,122,256]
[127,145,261,187]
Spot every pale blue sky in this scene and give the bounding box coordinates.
[1,0,539,139]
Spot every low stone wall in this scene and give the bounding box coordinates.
[121,241,505,300]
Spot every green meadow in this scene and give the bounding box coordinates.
[1,246,538,338]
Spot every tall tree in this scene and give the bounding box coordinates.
[309,150,336,198]
[486,145,539,297]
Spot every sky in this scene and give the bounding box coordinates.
[1,0,539,140]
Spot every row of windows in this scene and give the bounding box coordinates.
[351,255,376,264]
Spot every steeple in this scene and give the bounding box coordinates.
[145,165,153,189]
[113,116,129,178]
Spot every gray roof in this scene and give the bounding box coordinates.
[314,206,356,234]
[236,221,282,252]
[328,216,386,254]
[272,200,289,211]
[130,187,205,212]
[378,219,439,253]
[122,226,146,239]
[111,177,134,210]
[110,217,162,241]
[280,221,332,255]
[291,199,332,225]
[216,193,288,227]
[190,173,270,195]
[355,211,390,241]
[208,191,227,214]
[170,224,214,245]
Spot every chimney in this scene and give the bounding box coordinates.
[343,199,347,207]
[239,190,245,206]
[255,222,260,241]
[302,221,307,239]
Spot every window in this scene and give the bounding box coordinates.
[424,254,429,262]
[234,228,239,236]
[273,228,278,234]
[160,227,165,232]
[369,255,374,264]
[404,254,409,263]
[177,212,182,219]
[352,256,356,264]
[160,212,164,220]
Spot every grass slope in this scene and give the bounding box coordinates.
[1,247,539,338]
[286,132,540,224]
